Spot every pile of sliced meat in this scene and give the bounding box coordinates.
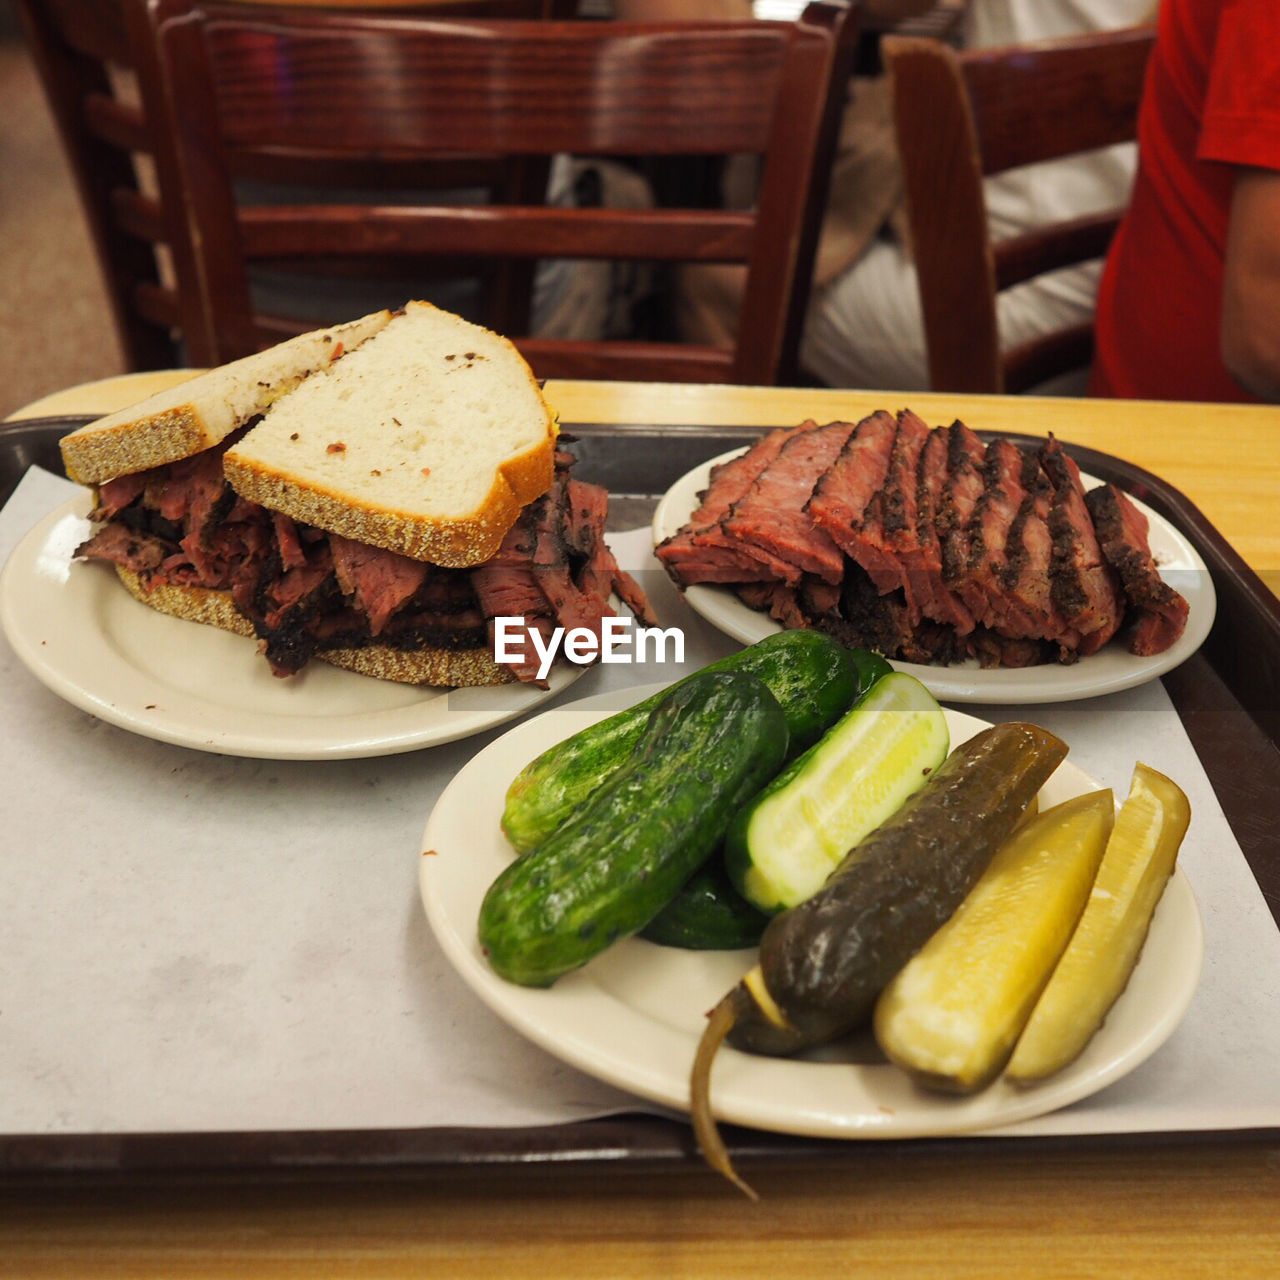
[657,411,1190,668]
[78,437,654,683]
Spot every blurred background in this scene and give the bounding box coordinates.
[0,0,125,417]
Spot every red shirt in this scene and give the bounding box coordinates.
[1090,0,1280,402]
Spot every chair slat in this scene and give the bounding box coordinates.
[992,210,1122,292]
[40,0,133,64]
[199,19,790,157]
[236,206,758,264]
[885,35,1000,394]
[17,0,590,372]
[131,280,183,327]
[1003,324,1096,395]
[964,28,1154,177]
[82,93,150,153]
[110,188,167,243]
[512,337,736,383]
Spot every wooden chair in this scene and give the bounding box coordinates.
[133,0,861,382]
[14,0,576,372]
[883,26,1156,395]
[14,0,200,368]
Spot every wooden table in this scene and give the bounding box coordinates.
[17,373,1278,594]
[4,375,1280,1278]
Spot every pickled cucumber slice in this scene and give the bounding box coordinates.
[1007,763,1191,1084]
[874,789,1114,1094]
[725,672,949,913]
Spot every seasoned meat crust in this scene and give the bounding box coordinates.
[659,414,1191,668]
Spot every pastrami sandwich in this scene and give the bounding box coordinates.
[63,302,652,686]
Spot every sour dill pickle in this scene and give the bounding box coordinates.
[728,722,1069,1055]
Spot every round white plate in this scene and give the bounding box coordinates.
[420,683,1203,1140]
[0,496,583,760]
[651,449,1216,704]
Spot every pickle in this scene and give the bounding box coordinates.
[640,861,767,951]
[727,722,1068,1057]
[691,722,1068,1196]
[1007,764,1191,1084]
[874,789,1114,1095]
[725,671,949,913]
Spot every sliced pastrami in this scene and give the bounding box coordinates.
[816,410,931,618]
[832,566,966,665]
[912,425,976,634]
[475,468,658,681]
[95,472,147,519]
[329,533,430,637]
[75,521,168,574]
[568,478,657,627]
[721,420,859,585]
[472,491,545,614]
[998,459,1092,659]
[562,470,603,561]
[530,479,604,634]
[805,409,898,556]
[656,421,819,586]
[1040,437,1124,656]
[970,627,1054,669]
[178,514,271,592]
[956,438,1038,636]
[485,614,559,686]
[147,447,230,535]
[1085,483,1190,655]
[261,538,335,633]
[274,513,308,572]
[936,421,987,593]
[734,581,810,632]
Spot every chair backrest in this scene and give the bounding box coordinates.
[135,0,860,382]
[15,0,577,372]
[14,0,200,369]
[883,26,1155,395]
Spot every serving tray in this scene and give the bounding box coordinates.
[2,415,1278,1184]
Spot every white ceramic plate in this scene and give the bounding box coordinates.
[651,449,1216,704]
[420,684,1203,1140]
[0,496,583,760]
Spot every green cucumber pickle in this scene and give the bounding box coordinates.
[500,631,870,853]
[725,671,949,913]
[479,672,789,987]
[640,861,768,951]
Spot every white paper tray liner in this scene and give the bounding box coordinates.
[3,467,1279,1139]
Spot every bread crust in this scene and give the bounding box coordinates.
[62,399,221,488]
[115,564,257,638]
[114,566,513,687]
[222,439,553,568]
[59,311,392,485]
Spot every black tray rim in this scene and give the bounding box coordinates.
[3,415,1278,1182]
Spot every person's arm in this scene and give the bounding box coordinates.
[1221,166,1280,402]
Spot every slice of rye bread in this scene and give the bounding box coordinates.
[223,302,559,570]
[113,566,515,687]
[58,311,393,486]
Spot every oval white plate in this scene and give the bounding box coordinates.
[651,449,1216,704]
[0,495,582,760]
[420,683,1203,1140]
